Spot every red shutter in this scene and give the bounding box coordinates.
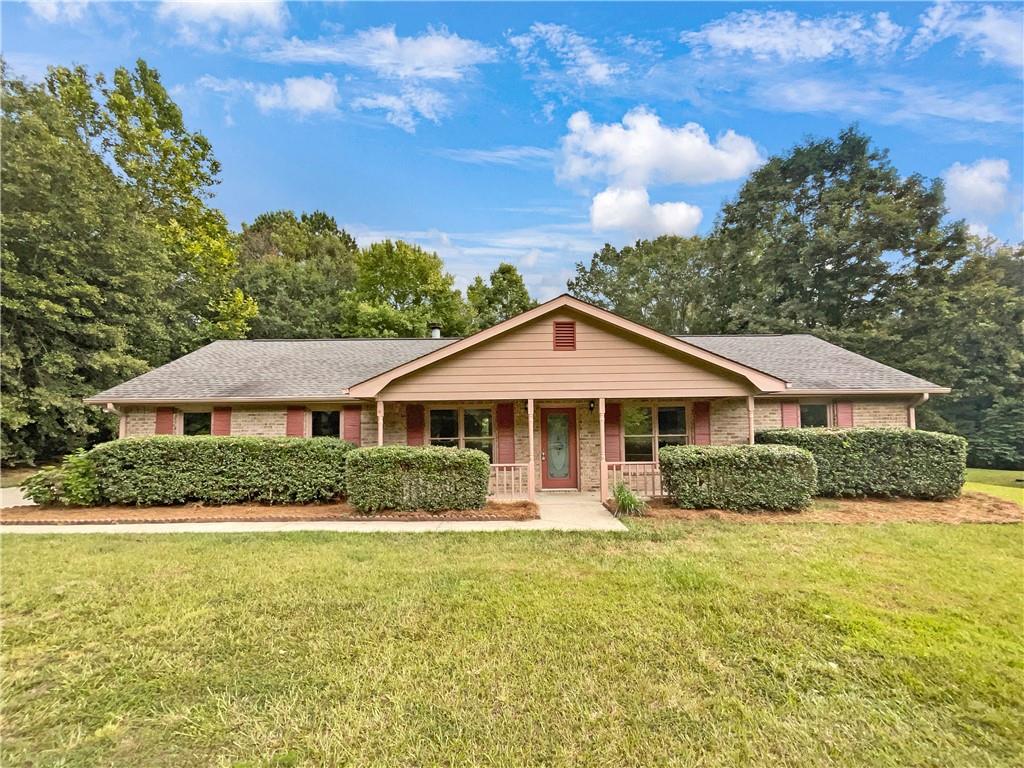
[406,404,425,446]
[604,402,622,461]
[780,402,800,428]
[212,407,231,436]
[496,403,515,463]
[835,401,854,428]
[286,407,306,437]
[343,405,362,446]
[155,407,175,435]
[693,402,711,445]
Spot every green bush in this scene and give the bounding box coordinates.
[756,428,966,500]
[611,482,647,516]
[659,445,817,511]
[89,436,353,505]
[21,449,99,506]
[345,446,490,513]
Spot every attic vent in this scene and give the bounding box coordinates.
[552,320,576,351]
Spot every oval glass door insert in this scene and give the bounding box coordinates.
[547,413,570,478]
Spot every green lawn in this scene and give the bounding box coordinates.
[966,468,1024,506]
[3,523,1022,767]
[0,467,42,488]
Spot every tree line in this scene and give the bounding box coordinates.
[2,60,1021,469]
[1,60,534,464]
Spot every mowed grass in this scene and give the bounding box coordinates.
[3,523,1022,767]
[966,468,1024,506]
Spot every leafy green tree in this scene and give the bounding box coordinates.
[235,210,358,338]
[568,236,713,333]
[707,127,945,336]
[1,72,174,463]
[44,60,255,353]
[467,263,537,330]
[338,240,469,337]
[866,237,1024,468]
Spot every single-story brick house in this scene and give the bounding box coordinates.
[85,294,948,500]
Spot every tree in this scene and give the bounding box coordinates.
[865,237,1024,468]
[568,236,713,333]
[706,126,946,337]
[45,60,255,354]
[338,240,469,337]
[1,71,175,463]
[467,263,537,330]
[235,210,358,338]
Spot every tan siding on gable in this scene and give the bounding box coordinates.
[377,312,753,401]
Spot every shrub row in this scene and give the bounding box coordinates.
[23,436,355,506]
[659,444,817,511]
[756,428,966,500]
[345,445,491,512]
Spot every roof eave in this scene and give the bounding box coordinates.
[83,394,362,406]
[758,387,951,396]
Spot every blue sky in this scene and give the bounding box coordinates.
[4,1,1022,298]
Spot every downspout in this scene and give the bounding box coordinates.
[908,393,929,429]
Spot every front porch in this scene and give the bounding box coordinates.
[365,396,760,502]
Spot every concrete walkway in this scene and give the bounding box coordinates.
[1,487,32,508]
[0,491,627,535]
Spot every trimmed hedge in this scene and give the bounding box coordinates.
[87,436,354,505]
[756,428,966,500]
[346,445,490,513]
[659,445,817,511]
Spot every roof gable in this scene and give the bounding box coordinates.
[347,295,788,397]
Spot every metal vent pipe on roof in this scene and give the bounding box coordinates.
[429,323,442,339]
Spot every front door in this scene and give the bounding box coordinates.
[541,407,578,489]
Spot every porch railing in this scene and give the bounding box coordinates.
[606,461,664,499]
[489,463,531,499]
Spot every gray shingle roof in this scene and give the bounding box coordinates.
[87,332,943,403]
[87,339,456,402]
[679,334,943,391]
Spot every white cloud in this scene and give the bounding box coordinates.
[254,75,339,115]
[758,77,1019,127]
[681,9,904,62]
[434,146,554,167]
[910,2,1024,70]
[943,158,1010,216]
[590,187,702,238]
[157,1,287,41]
[352,87,449,132]
[196,73,339,117]
[509,23,627,88]
[26,0,88,23]
[559,107,763,188]
[264,25,497,80]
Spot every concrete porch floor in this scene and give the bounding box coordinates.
[0,491,627,534]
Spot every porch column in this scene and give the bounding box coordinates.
[598,397,608,501]
[527,398,536,501]
[376,399,384,446]
[746,395,755,445]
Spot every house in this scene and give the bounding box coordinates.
[84,294,948,500]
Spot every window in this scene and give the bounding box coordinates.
[429,407,495,461]
[311,410,340,437]
[623,405,686,462]
[799,403,829,428]
[183,412,211,436]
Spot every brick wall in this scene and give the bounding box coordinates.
[853,400,911,428]
[124,408,157,437]
[709,399,750,445]
[230,408,288,436]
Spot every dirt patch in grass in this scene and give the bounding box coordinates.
[640,492,1022,524]
[0,500,538,525]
